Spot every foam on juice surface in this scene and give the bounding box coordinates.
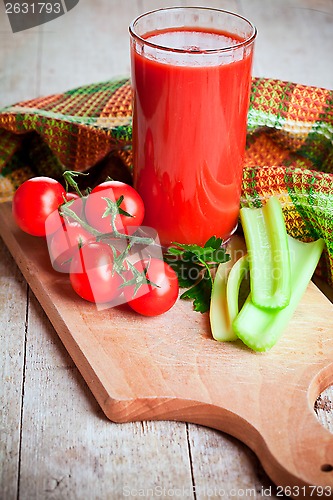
[141,28,242,66]
[146,29,239,51]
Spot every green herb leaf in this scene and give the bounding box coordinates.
[166,257,203,289]
[164,237,230,313]
[180,276,212,313]
[204,235,223,249]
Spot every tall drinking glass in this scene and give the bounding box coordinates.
[129,7,257,247]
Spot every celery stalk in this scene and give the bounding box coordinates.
[226,254,250,324]
[233,236,325,352]
[240,196,291,310]
[210,259,236,341]
[210,236,247,342]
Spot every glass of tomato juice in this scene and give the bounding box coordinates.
[129,7,257,247]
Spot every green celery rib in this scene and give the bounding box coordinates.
[240,196,291,310]
[226,254,250,324]
[210,258,237,342]
[210,236,247,342]
[233,236,325,352]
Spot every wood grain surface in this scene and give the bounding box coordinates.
[1,1,333,499]
[1,200,333,496]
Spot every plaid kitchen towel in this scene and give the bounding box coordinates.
[0,77,332,285]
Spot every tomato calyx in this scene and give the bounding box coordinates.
[100,195,134,236]
[120,259,160,298]
[122,258,179,316]
[102,195,133,219]
[108,245,129,280]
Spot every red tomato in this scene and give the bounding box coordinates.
[45,192,84,237]
[84,181,145,235]
[12,177,66,237]
[123,258,179,316]
[48,221,94,273]
[69,241,123,303]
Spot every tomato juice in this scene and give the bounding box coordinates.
[130,9,256,247]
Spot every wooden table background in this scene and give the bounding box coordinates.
[1,0,333,498]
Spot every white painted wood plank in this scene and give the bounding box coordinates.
[18,291,195,499]
[0,2,41,107]
[239,0,333,88]
[0,242,28,500]
[187,426,278,500]
[37,1,133,96]
[8,0,241,100]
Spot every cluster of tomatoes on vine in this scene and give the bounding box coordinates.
[12,172,179,316]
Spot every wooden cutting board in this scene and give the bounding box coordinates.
[1,200,333,495]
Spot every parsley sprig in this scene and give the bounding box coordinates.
[164,236,230,313]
